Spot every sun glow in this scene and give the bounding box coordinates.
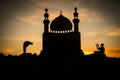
[4,48,14,54]
[84,50,94,55]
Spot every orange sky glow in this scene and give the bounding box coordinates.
[0,0,120,58]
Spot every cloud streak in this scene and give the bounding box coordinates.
[18,15,40,25]
[105,26,120,37]
[79,8,106,23]
[110,48,120,54]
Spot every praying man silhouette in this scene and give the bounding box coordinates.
[96,43,105,54]
[23,41,33,54]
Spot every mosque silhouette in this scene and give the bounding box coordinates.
[40,7,84,61]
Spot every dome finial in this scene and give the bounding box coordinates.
[60,10,62,15]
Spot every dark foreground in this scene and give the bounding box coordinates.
[0,53,120,80]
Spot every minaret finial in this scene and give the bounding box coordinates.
[43,8,50,33]
[45,8,48,13]
[44,8,49,20]
[73,7,78,19]
[60,10,62,15]
[73,7,80,32]
[74,7,77,12]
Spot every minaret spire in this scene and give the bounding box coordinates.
[73,7,78,19]
[73,7,80,32]
[43,8,50,33]
[73,7,81,50]
[44,8,49,20]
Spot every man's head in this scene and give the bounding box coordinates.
[100,43,104,47]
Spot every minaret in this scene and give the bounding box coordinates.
[43,8,50,33]
[73,7,80,32]
[73,7,81,50]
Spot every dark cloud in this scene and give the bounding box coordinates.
[79,0,120,26]
[0,0,32,11]
[0,0,120,36]
[0,0,33,21]
[0,0,34,36]
[0,0,120,27]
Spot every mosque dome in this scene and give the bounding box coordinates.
[50,15,72,31]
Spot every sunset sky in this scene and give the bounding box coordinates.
[0,0,120,57]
